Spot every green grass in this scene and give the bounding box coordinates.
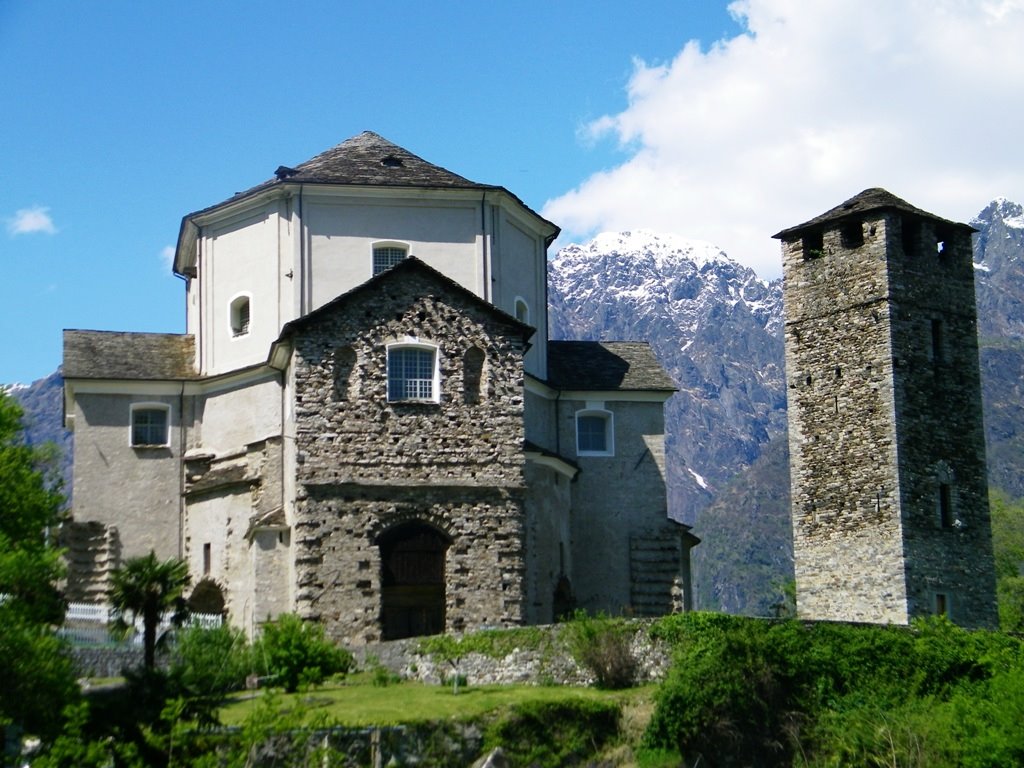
[218,673,655,728]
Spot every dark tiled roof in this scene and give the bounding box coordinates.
[546,341,676,392]
[63,330,196,380]
[773,187,976,240]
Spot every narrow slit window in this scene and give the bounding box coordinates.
[939,483,954,529]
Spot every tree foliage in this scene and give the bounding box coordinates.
[109,551,190,670]
[0,389,65,624]
[253,613,353,693]
[991,490,1024,632]
[0,391,77,744]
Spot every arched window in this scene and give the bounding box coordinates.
[130,402,170,447]
[576,408,614,456]
[229,294,251,337]
[387,342,439,402]
[372,242,409,276]
[334,345,357,400]
[514,297,530,325]
[462,346,485,404]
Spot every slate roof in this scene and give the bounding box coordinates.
[774,187,976,240]
[546,341,676,392]
[186,132,543,218]
[63,330,196,380]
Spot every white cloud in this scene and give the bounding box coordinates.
[160,245,175,271]
[7,205,56,236]
[544,0,1024,278]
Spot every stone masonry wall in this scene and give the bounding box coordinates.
[290,269,529,644]
[783,213,910,623]
[783,207,998,628]
[887,219,998,627]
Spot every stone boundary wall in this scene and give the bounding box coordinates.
[351,622,672,687]
[71,645,146,678]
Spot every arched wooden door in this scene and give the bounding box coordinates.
[379,522,450,640]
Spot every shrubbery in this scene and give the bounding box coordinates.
[253,613,354,693]
[562,611,637,689]
[645,612,1024,767]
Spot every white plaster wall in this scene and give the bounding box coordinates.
[493,210,547,379]
[305,195,482,310]
[185,491,254,633]
[196,377,281,456]
[202,205,284,375]
[251,529,291,630]
[71,392,183,563]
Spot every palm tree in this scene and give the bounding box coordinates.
[109,551,190,669]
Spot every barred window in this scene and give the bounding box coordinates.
[230,294,251,337]
[387,345,438,402]
[373,246,407,276]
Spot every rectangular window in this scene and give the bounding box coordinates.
[387,346,436,401]
[203,543,211,576]
[934,592,949,617]
[373,246,407,276]
[131,406,169,447]
[576,410,613,455]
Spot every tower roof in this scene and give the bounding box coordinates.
[773,187,977,240]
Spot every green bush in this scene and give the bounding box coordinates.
[484,699,620,767]
[646,615,1024,767]
[169,623,252,724]
[562,611,637,689]
[253,614,353,692]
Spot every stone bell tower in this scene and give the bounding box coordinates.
[776,188,997,628]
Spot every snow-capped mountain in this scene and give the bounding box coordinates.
[550,207,1024,615]
[548,229,787,525]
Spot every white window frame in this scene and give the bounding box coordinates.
[575,406,614,457]
[130,402,171,448]
[228,292,252,338]
[372,241,409,276]
[386,341,440,403]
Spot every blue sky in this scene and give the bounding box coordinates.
[3,1,1024,385]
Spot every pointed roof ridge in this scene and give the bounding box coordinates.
[773,187,976,239]
[275,255,533,342]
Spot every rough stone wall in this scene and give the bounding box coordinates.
[886,219,998,627]
[783,214,908,623]
[783,208,998,627]
[290,270,529,644]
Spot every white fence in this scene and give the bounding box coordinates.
[61,600,223,646]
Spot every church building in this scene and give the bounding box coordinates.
[62,132,696,643]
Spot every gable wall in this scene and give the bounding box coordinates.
[287,270,529,643]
